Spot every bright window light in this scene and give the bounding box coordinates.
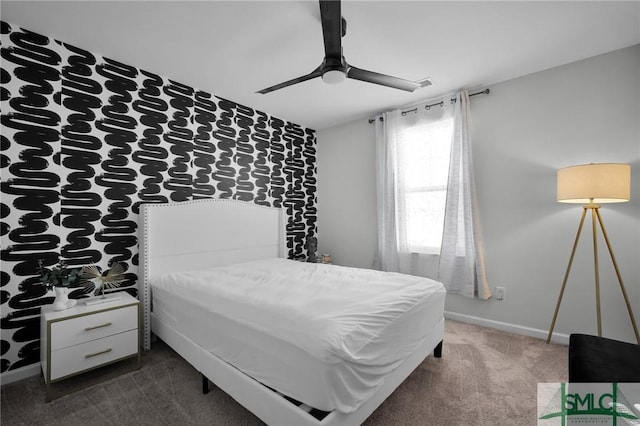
[396,117,453,254]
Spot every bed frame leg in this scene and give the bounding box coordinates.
[202,374,209,394]
[434,340,443,358]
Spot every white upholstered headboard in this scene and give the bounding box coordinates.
[139,199,286,349]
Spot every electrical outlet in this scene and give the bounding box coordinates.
[495,286,505,301]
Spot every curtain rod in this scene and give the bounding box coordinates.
[368,88,490,124]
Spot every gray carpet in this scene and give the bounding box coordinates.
[1,320,567,425]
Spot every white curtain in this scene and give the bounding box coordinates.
[438,91,491,299]
[373,110,401,272]
[373,90,490,299]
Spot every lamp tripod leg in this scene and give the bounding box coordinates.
[595,209,640,344]
[547,208,588,343]
[592,208,602,337]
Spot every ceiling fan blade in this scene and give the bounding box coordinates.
[320,0,342,58]
[347,66,421,92]
[256,66,322,94]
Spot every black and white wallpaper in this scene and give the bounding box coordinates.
[0,21,318,373]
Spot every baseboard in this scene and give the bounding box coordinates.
[1,363,41,386]
[444,311,570,345]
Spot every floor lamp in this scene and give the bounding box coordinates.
[546,163,639,344]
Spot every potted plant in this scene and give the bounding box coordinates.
[38,260,82,311]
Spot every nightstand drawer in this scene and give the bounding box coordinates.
[50,305,138,351]
[50,329,138,381]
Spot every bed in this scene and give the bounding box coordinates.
[140,199,445,425]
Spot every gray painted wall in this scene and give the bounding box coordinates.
[317,45,640,343]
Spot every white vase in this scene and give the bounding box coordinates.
[52,287,77,311]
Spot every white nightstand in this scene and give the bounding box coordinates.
[40,292,141,402]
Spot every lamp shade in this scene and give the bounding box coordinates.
[557,163,630,203]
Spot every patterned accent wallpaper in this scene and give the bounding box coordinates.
[0,21,318,373]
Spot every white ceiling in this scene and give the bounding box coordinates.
[3,1,639,130]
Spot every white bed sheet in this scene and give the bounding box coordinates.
[152,258,445,413]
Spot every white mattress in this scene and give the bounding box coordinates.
[152,258,445,413]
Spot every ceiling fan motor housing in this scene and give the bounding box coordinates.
[321,56,348,84]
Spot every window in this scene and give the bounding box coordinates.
[375,92,490,298]
[396,116,453,254]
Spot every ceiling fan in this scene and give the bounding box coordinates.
[257,0,431,94]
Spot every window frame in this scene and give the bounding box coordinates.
[396,116,453,256]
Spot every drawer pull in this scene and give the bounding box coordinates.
[85,322,112,331]
[85,348,112,359]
